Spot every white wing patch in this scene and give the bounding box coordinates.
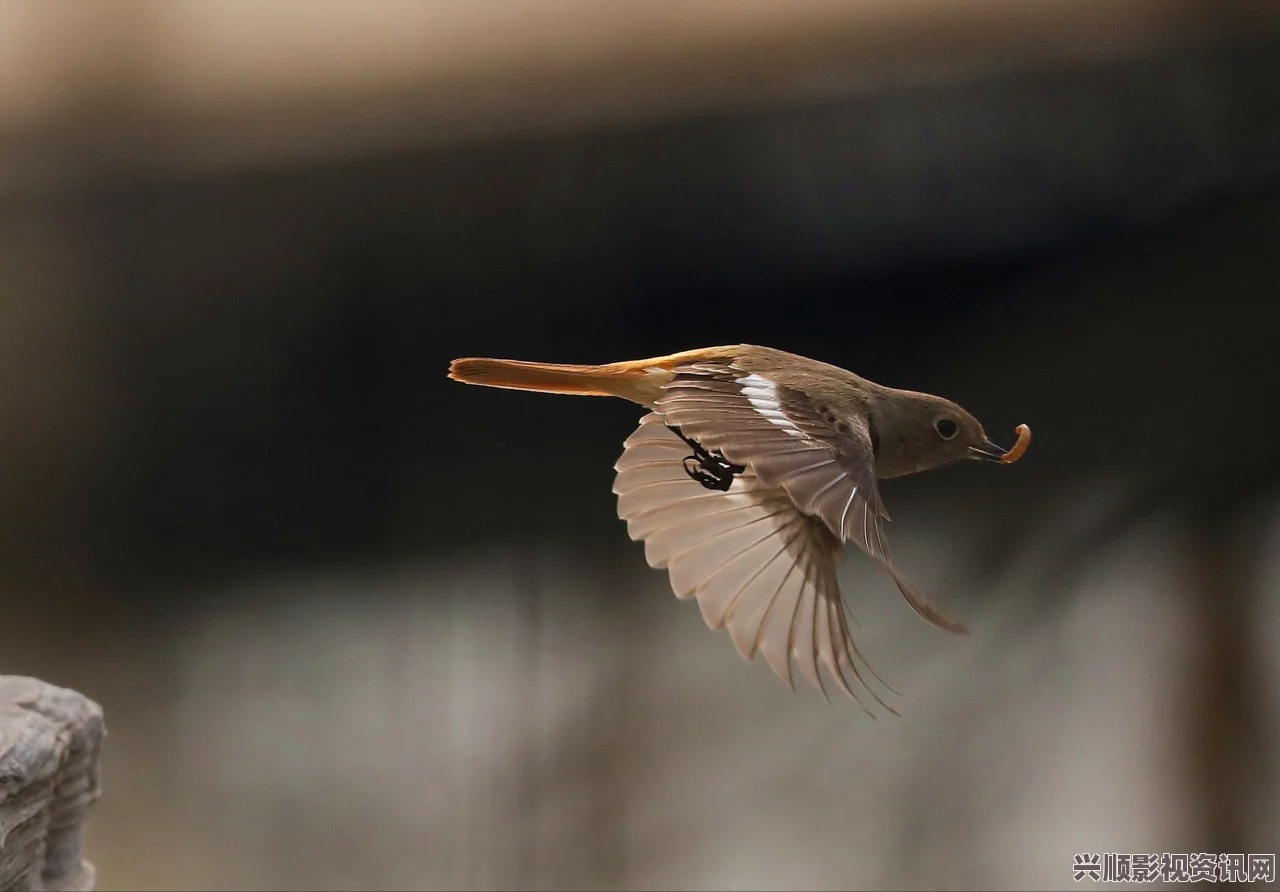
[735,373,805,438]
[612,413,895,711]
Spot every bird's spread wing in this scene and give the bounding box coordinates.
[613,414,894,709]
[660,363,888,547]
[655,361,966,636]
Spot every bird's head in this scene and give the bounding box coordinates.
[870,389,1026,478]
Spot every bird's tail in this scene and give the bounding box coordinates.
[449,347,741,405]
[448,357,651,400]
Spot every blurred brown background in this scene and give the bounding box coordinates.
[2,1,1280,889]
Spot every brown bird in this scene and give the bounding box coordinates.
[448,345,1029,711]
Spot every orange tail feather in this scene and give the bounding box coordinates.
[448,357,638,398]
[449,348,741,405]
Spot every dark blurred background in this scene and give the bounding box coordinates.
[2,1,1280,889]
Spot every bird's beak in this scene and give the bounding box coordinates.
[967,440,1008,462]
[968,425,1032,465]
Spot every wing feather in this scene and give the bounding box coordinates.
[657,364,967,636]
[614,415,892,704]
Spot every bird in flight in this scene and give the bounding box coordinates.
[449,345,1029,712]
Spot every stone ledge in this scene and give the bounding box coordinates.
[0,677,103,892]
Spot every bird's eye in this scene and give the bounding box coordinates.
[935,418,958,439]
